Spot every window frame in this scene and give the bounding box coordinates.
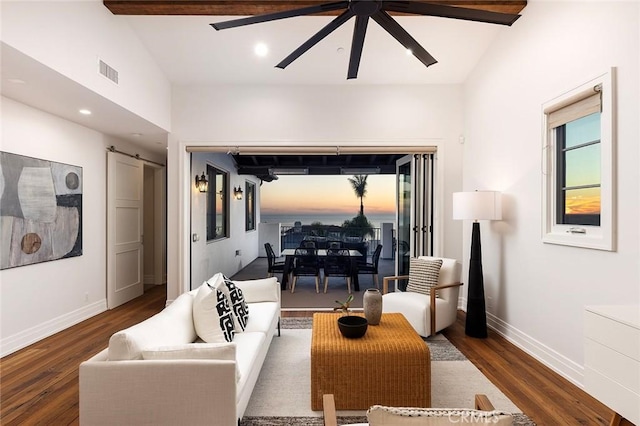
[245,180,256,232]
[541,69,615,251]
[206,163,229,241]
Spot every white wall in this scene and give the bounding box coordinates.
[0,97,165,356]
[167,84,466,297]
[190,152,261,289]
[463,1,639,385]
[0,0,171,131]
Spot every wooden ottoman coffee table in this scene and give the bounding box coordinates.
[311,312,430,411]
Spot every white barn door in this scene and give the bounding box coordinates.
[107,152,143,309]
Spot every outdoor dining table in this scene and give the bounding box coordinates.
[279,249,363,292]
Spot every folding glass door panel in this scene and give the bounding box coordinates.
[395,154,435,291]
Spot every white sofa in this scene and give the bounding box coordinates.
[79,276,281,426]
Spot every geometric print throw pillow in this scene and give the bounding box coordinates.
[406,258,443,296]
[192,282,235,343]
[212,287,236,342]
[222,275,249,332]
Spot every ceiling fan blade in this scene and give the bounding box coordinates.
[383,1,520,26]
[371,11,437,68]
[347,15,370,80]
[211,1,348,30]
[276,9,354,69]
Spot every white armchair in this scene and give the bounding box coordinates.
[382,256,462,337]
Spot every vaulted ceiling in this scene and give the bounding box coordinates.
[101,0,527,173]
[106,0,527,86]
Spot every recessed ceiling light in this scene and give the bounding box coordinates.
[7,78,26,84]
[131,133,143,137]
[337,47,345,54]
[79,109,92,115]
[254,43,268,57]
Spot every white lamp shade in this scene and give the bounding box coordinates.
[453,191,502,221]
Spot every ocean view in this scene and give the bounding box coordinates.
[260,213,395,229]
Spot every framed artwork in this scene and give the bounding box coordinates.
[0,151,83,269]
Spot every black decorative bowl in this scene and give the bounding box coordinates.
[337,316,368,338]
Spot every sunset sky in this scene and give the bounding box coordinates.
[564,112,601,215]
[260,175,396,215]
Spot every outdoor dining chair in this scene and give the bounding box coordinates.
[300,240,317,248]
[323,248,352,294]
[357,244,382,288]
[291,247,321,293]
[264,242,286,279]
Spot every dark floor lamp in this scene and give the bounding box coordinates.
[453,191,502,338]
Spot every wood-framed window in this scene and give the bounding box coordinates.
[542,69,615,251]
[245,181,256,232]
[206,164,229,241]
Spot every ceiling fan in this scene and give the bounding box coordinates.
[211,1,521,79]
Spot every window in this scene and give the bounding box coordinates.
[542,69,615,251]
[245,181,256,231]
[556,112,601,226]
[206,164,229,241]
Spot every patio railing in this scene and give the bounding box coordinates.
[280,225,381,259]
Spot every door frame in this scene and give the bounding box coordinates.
[107,152,166,309]
[171,141,445,301]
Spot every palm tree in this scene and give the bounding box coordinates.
[348,175,368,216]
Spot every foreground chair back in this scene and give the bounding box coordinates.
[323,394,513,426]
[382,256,462,337]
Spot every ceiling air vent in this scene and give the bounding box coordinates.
[98,59,118,84]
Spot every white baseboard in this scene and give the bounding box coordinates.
[0,299,107,358]
[486,312,584,387]
[458,297,584,388]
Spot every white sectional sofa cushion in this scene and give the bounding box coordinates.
[80,276,281,426]
[141,342,236,361]
[108,290,197,361]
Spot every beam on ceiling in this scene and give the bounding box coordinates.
[103,0,527,16]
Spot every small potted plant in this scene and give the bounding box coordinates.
[333,294,354,315]
[334,294,368,338]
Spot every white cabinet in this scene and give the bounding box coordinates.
[584,305,640,425]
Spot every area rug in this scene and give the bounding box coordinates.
[241,319,536,425]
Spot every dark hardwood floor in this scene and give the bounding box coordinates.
[0,285,616,425]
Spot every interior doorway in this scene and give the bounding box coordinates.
[181,143,443,298]
[107,151,166,309]
[143,164,167,291]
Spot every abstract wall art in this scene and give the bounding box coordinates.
[0,151,82,269]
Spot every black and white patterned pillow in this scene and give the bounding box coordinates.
[406,258,443,296]
[223,275,249,332]
[213,286,236,342]
[193,282,235,343]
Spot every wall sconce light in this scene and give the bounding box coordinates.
[195,171,208,193]
[233,186,243,200]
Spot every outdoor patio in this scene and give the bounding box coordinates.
[231,255,397,310]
